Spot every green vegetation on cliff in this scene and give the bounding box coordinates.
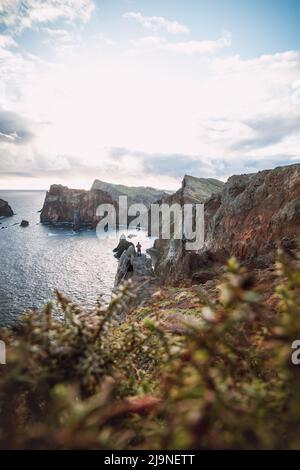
[91,179,170,208]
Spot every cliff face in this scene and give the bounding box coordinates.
[147,175,224,279]
[91,179,170,208]
[178,174,224,204]
[203,164,300,263]
[40,185,115,227]
[0,199,13,217]
[41,180,171,228]
[152,164,300,281]
[157,175,224,206]
[114,244,153,286]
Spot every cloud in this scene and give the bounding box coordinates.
[123,11,189,34]
[292,80,300,104]
[1,142,299,189]
[43,28,75,44]
[129,30,232,55]
[107,147,294,181]
[0,7,299,190]
[0,45,41,106]
[0,0,95,32]
[0,145,220,182]
[165,31,231,55]
[0,151,75,179]
[0,34,17,49]
[231,115,300,151]
[108,147,206,178]
[42,27,83,57]
[211,50,300,73]
[93,33,116,47]
[0,109,34,144]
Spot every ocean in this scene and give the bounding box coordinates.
[0,190,153,326]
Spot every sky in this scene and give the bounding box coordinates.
[0,0,299,190]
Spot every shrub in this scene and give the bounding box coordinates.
[0,247,299,449]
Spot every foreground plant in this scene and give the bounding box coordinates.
[0,246,299,449]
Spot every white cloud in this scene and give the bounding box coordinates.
[94,33,116,47]
[42,27,81,57]
[163,30,231,55]
[123,11,189,34]
[0,17,299,189]
[130,30,232,55]
[43,28,74,43]
[0,0,95,32]
[292,80,300,104]
[0,34,17,49]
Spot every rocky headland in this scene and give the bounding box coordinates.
[40,184,116,228]
[113,162,300,336]
[157,174,224,206]
[113,235,134,259]
[113,175,224,285]
[40,181,172,228]
[0,199,13,218]
[114,245,153,286]
[91,179,170,208]
[41,164,300,301]
[150,163,300,283]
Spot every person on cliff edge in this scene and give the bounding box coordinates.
[136,242,142,257]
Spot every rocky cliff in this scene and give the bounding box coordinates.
[114,244,153,286]
[151,175,223,211]
[147,175,224,279]
[91,179,170,208]
[151,164,300,281]
[113,235,134,259]
[0,199,13,217]
[40,184,115,228]
[203,164,300,263]
[162,174,224,205]
[41,180,171,228]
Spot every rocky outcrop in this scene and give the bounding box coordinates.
[40,184,115,228]
[0,199,13,217]
[115,244,153,286]
[113,234,134,259]
[91,179,170,208]
[202,163,300,264]
[156,175,224,206]
[147,175,224,279]
[20,220,29,227]
[148,174,223,233]
[152,164,300,281]
[41,180,171,229]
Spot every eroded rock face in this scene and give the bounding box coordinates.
[156,174,224,206]
[113,235,134,259]
[148,175,224,279]
[0,199,13,217]
[40,185,115,227]
[115,245,153,286]
[153,164,300,281]
[203,164,300,265]
[91,179,170,208]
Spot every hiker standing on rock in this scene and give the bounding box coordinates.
[136,242,142,257]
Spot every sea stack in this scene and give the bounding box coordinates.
[20,220,29,227]
[0,199,13,218]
